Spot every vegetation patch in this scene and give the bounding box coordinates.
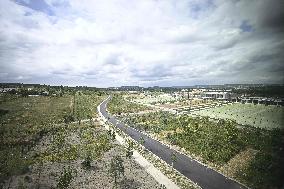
[0,92,160,189]
[220,148,258,178]
[108,94,152,115]
[122,110,284,189]
[193,103,284,129]
[0,95,73,183]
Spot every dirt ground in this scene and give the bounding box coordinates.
[2,122,161,189]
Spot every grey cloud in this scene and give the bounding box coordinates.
[216,60,254,76]
[257,0,284,31]
[82,70,98,76]
[211,48,284,81]
[250,53,279,64]
[212,38,239,50]
[170,33,202,44]
[14,0,55,16]
[104,53,122,65]
[131,64,174,81]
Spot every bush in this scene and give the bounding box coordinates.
[63,114,75,124]
[56,166,77,189]
[109,155,125,188]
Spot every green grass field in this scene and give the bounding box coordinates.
[122,111,284,189]
[193,103,283,129]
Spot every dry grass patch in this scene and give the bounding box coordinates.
[220,148,258,178]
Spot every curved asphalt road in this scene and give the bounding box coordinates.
[99,96,247,189]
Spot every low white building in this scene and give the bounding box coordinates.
[0,87,17,93]
[201,91,231,100]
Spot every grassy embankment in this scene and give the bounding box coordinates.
[193,103,283,129]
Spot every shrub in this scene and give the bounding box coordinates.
[109,155,125,188]
[56,166,77,189]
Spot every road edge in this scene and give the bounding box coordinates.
[97,96,181,189]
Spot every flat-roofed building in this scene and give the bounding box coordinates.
[201,91,231,100]
[0,87,17,93]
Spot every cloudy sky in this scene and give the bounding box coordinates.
[0,0,283,87]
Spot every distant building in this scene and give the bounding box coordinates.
[180,88,206,99]
[27,87,34,91]
[128,91,139,94]
[108,87,119,90]
[42,91,49,96]
[238,97,284,106]
[120,86,142,91]
[0,87,17,93]
[201,91,231,100]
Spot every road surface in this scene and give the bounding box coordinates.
[99,96,247,189]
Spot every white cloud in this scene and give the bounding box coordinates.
[0,0,283,87]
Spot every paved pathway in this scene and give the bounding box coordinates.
[99,96,248,189]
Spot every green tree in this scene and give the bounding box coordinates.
[139,136,145,146]
[125,140,134,159]
[108,130,116,141]
[81,147,92,169]
[109,155,125,189]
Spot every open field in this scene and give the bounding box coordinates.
[108,94,152,115]
[0,93,160,188]
[120,110,284,189]
[128,93,178,105]
[193,103,284,129]
[127,93,223,112]
[2,122,159,189]
[1,91,283,189]
[0,92,105,148]
[74,92,106,120]
[0,95,73,147]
